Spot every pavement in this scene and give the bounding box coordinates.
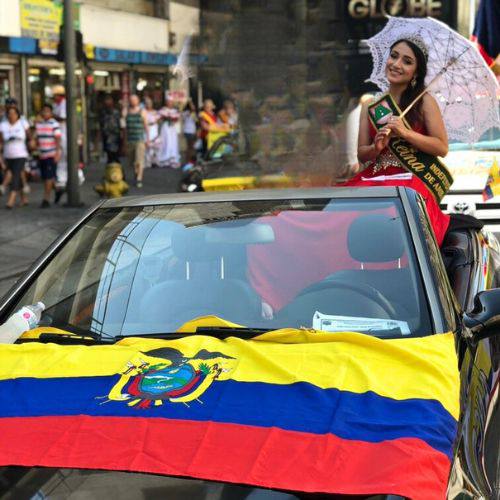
[0,159,182,298]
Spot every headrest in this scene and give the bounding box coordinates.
[347,214,404,263]
[205,222,274,244]
[171,228,223,261]
[170,223,274,261]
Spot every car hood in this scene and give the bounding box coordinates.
[0,327,459,499]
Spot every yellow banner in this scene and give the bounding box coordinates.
[20,0,62,41]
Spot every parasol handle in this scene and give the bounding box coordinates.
[399,67,447,119]
[399,88,428,119]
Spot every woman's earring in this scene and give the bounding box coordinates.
[411,77,417,88]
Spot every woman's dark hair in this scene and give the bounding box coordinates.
[183,99,196,112]
[7,106,21,120]
[390,39,427,128]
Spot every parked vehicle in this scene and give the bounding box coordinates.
[0,187,498,499]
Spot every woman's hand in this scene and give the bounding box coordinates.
[386,116,409,139]
[373,128,390,153]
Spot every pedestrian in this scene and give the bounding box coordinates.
[199,99,228,155]
[199,99,217,155]
[0,105,30,208]
[182,99,198,163]
[158,96,180,168]
[0,97,31,196]
[52,85,67,203]
[144,96,160,168]
[123,94,149,188]
[99,94,121,164]
[218,99,239,130]
[35,103,62,208]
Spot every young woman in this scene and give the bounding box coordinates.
[144,96,160,168]
[158,97,180,168]
[0,106,30,208]
[344,38,450,245]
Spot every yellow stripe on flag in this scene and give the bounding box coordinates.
[0,330,459,419]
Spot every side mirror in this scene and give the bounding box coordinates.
[463,288,500,341]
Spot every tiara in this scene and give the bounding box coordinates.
[400,34,429,59]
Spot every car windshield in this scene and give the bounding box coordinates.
[15,197,432,338]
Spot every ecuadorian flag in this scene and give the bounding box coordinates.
[0,329,459,499]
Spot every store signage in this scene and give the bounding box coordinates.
[9,37,37,55]
[142,52,176,66]
[20,0,62,39]
[20,0,62,53]
[19,1,79,54]
[94,48,141,64]
[94,47,177,67]
[348,0,442,18]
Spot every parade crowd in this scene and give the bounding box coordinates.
[0,90,239,208]
[101,94,239,188]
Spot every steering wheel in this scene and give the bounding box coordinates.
[296,279,398,318]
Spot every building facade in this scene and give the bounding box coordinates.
[0,0,200,158]
[198,0,478,176]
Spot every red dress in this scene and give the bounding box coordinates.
[343,121,450,246]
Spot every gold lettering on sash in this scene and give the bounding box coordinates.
[368,94,453,202]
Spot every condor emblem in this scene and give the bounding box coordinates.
[104,347,236,409]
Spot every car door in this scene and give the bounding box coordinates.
[448,229,500,498]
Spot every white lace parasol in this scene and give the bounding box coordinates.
[366,16,500,144]
[172,35,194,83]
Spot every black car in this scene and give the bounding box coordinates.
[0,187,498,499]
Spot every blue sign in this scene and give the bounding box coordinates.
[9,37,37,54]
[140,52,176,66]
[93,47,179,66]
[94,47,141,64]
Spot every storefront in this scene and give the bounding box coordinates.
[0,56,19,108]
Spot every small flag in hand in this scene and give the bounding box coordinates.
[482,157,500,201]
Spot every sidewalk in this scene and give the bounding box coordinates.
[0,160,182,297]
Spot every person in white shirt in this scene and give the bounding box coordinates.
[0,105,30,208]
[144,96,160,168]
[0,97,30,196]
[158,97,181,168]
[52,85,68,200]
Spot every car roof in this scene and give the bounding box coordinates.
[102,187,401,208]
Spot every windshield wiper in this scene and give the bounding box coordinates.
[17,318,115,345]
[18,333,114,345]
[114,327,272,341]
[194,326,271,339]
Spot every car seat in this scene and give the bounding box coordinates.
[140,228,262,329]
[326,213,417,317]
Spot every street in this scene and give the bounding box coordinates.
[0,162,181,297]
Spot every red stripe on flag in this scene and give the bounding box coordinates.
[0,416,450,499]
